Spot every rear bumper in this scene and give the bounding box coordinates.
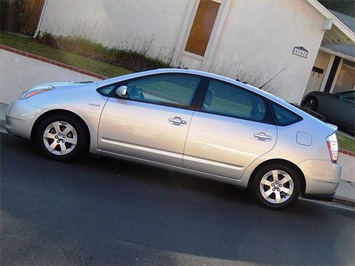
[298,160,341,195]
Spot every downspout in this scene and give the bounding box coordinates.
[33,0,48,38]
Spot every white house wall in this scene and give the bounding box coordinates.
[40,0,190,61]
[208,0,326,102]
[39,0,328,103]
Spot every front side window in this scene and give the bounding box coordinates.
[118,74,201,108]
[202,80,267,122]
[98,84,116,96]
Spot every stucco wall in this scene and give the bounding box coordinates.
[40,0,189,62]
[0,49,100,104]
[39,0,327,103]
[209,0,325,103]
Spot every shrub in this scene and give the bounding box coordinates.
[36,32,170,71]
[0,0,9,16]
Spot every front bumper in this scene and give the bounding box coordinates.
[6,100,42,140]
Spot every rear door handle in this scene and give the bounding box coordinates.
[168,117,188,126]
[254,132,272,142]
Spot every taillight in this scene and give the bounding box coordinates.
[326,133,339,163]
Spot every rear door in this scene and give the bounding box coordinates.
[98,73,202,166]
[183,79,277,179]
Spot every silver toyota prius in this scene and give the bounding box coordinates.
[6,68,341,209]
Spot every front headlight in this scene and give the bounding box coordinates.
[21,85,54,99]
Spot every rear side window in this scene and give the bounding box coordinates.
[202,80,267,122]
[270,103,302,126]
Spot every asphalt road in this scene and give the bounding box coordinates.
[1,132,355,265]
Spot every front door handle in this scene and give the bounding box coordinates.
[254,132,272,142]
[168,117,188,126]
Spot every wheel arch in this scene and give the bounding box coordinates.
[302,95,319,109]
[248,159,306,193]
[31,109,91,148]
[305,94,318,102]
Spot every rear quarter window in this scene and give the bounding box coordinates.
[270,103,302,126]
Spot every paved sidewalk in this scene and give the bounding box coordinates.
[1,102,354,206]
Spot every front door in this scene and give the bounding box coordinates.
[98,73,202,166]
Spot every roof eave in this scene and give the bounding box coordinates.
[307,0,355,44]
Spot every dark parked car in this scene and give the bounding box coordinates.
[301,90,355,133]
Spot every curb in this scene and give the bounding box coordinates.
[340,149,355,157]
[332,198,355,208]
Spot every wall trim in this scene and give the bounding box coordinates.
[340,149,355,157]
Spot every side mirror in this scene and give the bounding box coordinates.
[116,86,127,97]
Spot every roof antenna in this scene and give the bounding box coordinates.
[259,67,285,89]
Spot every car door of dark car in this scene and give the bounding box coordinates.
[318,91,355,130]
[337,91,355,130]
[183,79,277,179]
[98,73,201,166]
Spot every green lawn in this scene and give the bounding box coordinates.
[337,132,355,153]
[0,31,132,77]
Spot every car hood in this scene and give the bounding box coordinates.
[36,81,97,89]
[23,80,102,109]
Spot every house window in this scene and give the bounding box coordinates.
[185,0,221,56]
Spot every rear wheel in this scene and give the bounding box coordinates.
[250,163,301,209]
[35,114,88,162]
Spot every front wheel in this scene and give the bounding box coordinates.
[35,114,88,162]
[250,163,301,209]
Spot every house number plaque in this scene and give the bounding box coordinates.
[292,47,308,58]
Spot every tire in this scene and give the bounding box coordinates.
[303,96,318,111]
[250,163,301,209]
[35,114,88,162]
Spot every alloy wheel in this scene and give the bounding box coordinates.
[259,169,294,204]
[43,121,78,156]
